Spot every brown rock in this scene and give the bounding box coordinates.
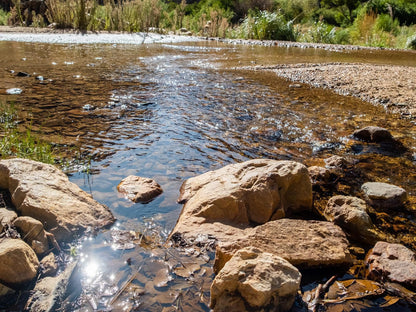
[308,166,332,185]
[0,238,39,286]
[13,216,49,255]
[0,158,115,242]
[0,208,17,233]
[172,159,312,239]
[324,195,382,244]
[210,247,301,312]
[353,126,393,142]
[117,175,163,203]
[366,241,416,289]
[214,219,352,273]
[40,253,58,277]
[324,155,351,169]
[25,261,77,312]
[361,182,407,209]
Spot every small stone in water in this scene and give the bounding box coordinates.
[36,76,44,81]
[6,88,22,95]
[17,72,30,77]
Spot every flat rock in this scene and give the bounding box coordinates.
[25,261,78,312]
[353,126,393,142]
[324,195,382,245]
[171,159,312,240]
[117,175,163,203]
[0,158,115,242]
[40,253,58,277]
[0,238,39,286]
[366,241,416,289]
[210,247,301,312]
[361,182,407,209]
[214,219,352,273]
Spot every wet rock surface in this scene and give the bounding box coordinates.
[0,238,39,286]
[172,159,312,240]
[117,175,163,203]
[324,195,382,245]
[353,126,394,143]
[214,219,352,273]
[13,216,49,255]
[361,182,407,209]
[366,241,416,289]
[0,158,115,242]
[210,247,301,312]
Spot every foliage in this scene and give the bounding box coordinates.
[407,33,416,49]
[0,102,56,164]
[0,9,10,25]
[232,10,299,41]
[366,0,416,26]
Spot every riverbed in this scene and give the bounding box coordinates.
[1,31,416,311]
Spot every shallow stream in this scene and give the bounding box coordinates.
[1,38,416,311]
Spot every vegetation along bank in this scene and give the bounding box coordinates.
[0,0,415,49]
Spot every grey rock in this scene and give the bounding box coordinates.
[361,182,407,209]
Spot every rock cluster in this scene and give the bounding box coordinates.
[0,158,115,296]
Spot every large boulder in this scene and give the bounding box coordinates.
[361,182,407,209]
[117,175,163,203]
[0,238,39,286]
[324,196,382,245]
[0,158,115,242]
[210,247,301,312]
[214,219,352,273]
[366,241,416,289]
[13,216,49,255]
[172,159,312,240]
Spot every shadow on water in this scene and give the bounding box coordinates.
[1,40,416,311]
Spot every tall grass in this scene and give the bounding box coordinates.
[0,102,56,164]
[232,10,299,41]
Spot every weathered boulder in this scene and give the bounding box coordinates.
[361,182,407,209]
[117,175,163,203]
[13,216,49,255]
[0,238,39,286]
[214,219,352,273]
[172,159,312,240]
[324,196,382,245]
[366,241,416,289]
[39,253,58,277]
[0,158,115,242]
[0,208,17,233]
[353,126,393,143]
[210,247,301,312]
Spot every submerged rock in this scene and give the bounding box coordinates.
[353,126,393,143]
[214,219,352,273]
[117,175,163,203]
[366,241,416,289]
[0,238,39,286]
[210,247,301,312]
[0,158,115,242]
[324,195,382,245]
[361,182,407,209]
[172,159,312,241]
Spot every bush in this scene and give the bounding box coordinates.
[407,34,416,49]
[367,0,416,26]
[375,13,399,34]
[0,9,9,25]
[232,10,299,41]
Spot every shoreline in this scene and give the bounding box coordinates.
[1,25,415,117]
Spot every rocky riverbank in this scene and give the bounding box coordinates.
[244,62,416,117]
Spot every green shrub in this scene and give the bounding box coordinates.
[375,13,399,34]
[232,10,298,41]
[407,33,416,49]
[0,9,9,25]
